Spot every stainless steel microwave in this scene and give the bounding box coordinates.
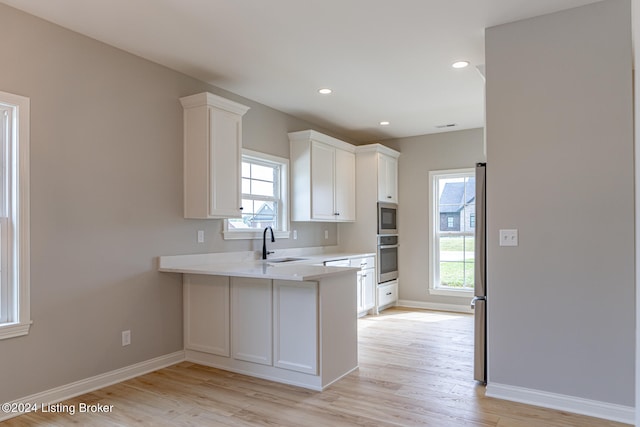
[377,202,398,234]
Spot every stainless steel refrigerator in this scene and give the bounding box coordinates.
[472,162,487,384]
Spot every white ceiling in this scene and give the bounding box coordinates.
[2,0,601,142]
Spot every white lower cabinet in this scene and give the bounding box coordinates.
[351,256,376,315]
[362,270,375,311]
[231,277,273,366]
[184,275,230,356]
[378,279,398,309]
[181,271,357,390]
[273,280,318,375]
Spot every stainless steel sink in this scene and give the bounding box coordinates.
[267,257,308,264]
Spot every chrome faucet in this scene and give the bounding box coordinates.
[262,226,275,260]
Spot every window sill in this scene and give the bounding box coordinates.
[428,288,474,298]
[223,230,290,241]
[0,321,32,340]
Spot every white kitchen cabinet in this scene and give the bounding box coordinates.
[377,153,398,203]
[351,256,375,315]
[231,277,273,366]
[180,92,250,219]
[378,279,398,309]
[310,141,336,220]
[339,144,400,252]
[273,280,318,375]
[184,275,230,357]
[289,130,356,222]
[338,144,400,314]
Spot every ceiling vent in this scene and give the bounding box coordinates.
[435,123,457,129]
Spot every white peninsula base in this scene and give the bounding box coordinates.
[182,271,358,391]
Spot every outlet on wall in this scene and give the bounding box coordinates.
[197,230,204,243]
[122,330,131,346]
[324,230,329,239]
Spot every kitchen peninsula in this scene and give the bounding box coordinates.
[159,252,359,390]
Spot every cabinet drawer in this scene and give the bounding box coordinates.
[378,281,398,308]
[350,256,375,270]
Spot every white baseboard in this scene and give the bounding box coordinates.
[397,299,473,314]
[0,351,185,422]
[486,382,635,425]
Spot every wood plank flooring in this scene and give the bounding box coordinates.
[1,308,631,426]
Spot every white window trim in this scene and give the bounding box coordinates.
[0,90,31,339]
[428,168,474,298]
[223,149,290,240]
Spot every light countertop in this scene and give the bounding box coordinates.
[158,250,373,282]
[159,260,359,281]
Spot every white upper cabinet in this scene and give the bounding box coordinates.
[310,141,336,220]
[289,130,356,222]
[180,92,250,219]
[377,152,398,203]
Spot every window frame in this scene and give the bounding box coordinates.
[0,90,31,340]
[223,149,290,240]
[428,168,475,297]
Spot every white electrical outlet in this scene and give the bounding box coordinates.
[293,230,298,240]
[122,330,131,346]
[324,230,329,239]
[197,230,204,243]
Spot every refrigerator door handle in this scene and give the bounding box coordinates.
[471,296,486,309]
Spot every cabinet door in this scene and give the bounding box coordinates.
[184,275,230,356]
[362,268,376,311]
[273,281,318,375]
[209,107,242,217]
[335,148,356,221]
[231,277,272,365]
[311,141,336,220]
[356,272,364,312]
[378,153,398,203]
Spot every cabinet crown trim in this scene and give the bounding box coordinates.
[288,130,355,153]
[180,92,250,116]
[355,143,401,158]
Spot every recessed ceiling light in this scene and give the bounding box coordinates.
[379,121,390,126]
[452,61,470,69]
[318,88,332,94]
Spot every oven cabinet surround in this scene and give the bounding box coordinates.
[338,143,401,313]
[180,92,250,219]
[289,130,356,222]
[181,270,358,390]
[339,144,401,251]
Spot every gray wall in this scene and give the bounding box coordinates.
[485,0,634,406]
[384,129,485,308]
[0,3,338,402]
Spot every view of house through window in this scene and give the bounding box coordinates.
[430,169,475,292]
[225,150,288,238]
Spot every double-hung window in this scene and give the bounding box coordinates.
[0,90,31,339]
[224,149,289,239]
[429,169,475,295]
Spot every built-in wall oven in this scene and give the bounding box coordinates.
[377,202,398,235]
[377,234,398,283]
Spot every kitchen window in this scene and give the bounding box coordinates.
[224,149,289,240]
[0,90,31,340]
[429,169,475,296]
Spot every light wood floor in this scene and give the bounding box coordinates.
[2,308,630,426]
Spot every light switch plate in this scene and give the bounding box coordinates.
[499,229,518,247]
